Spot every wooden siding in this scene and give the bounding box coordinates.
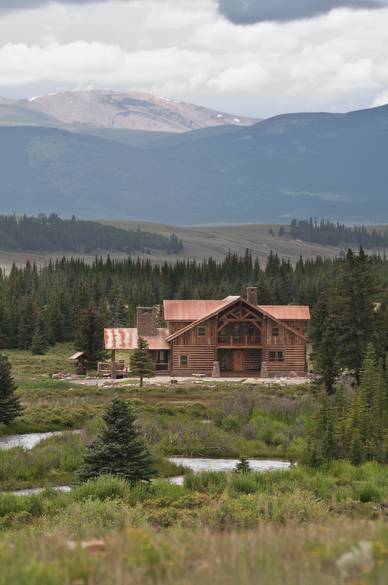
[265,320,304,347]
[171,344,216,375]
[165,302,309,377]
[167,321,193,335]
[263,346,307,376]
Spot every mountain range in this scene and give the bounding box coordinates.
[0,91,255,133]
[0,91,387,224]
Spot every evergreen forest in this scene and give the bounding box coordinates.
[0,214,183,254]
[289,218,388,248]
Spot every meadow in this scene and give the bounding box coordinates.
[0,344,387,584]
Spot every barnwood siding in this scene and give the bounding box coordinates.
[171,345,216,375]
[164,301,309,377]
[265,321,304,346]
[283,320,306,336]
[244,349,261,371]
[264,346,307,376]
[168,321,193,335]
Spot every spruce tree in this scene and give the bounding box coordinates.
[333,248,375,383]
[235,457,251,473]
[0,354,22,425]
[130,337,155,387]
[75,304,106,367]
[77,398,154,484]
[17,297,36,350]
[31,311,49,355]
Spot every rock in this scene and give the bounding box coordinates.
[80,539,106,553]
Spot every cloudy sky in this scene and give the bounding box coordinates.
[0,0,388,117]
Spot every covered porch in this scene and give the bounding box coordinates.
[218,348,262,375]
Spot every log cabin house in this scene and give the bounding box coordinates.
[104,287,310,378]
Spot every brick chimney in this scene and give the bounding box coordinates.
[246,286,258,306]
[137,307,158,336]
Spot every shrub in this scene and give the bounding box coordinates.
[184,472,228,494]
[72,475,131,502]
[358,483,382,503]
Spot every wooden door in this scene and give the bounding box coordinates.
[232,350,245,372]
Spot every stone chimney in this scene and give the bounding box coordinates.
[246,286,258,306]
[137,307,158,336]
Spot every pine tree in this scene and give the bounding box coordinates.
[75,304,106,367]
[333,248,375,383]
[31,311,49,355]
[130,337,155,387]
[0,301,11,349]
[0,354,22,425]
[77,398,154,484]
[17,297,37,350]
[235,457,251,473]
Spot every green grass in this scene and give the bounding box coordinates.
[0,346,388,584]
[0,470,388,584]
[1,344,312,462]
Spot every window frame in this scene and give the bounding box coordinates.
[198,326,207,337]
[180,355,189,367]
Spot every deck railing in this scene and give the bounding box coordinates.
[217,334,262,346]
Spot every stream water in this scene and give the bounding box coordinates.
[167,458,291,485]
[1,432,290,495]
[0,431,81,450]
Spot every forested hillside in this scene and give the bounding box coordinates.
[1,104,388,223]
[289,218,388,248]
[0,214,183,254]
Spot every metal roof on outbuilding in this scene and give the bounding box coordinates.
[104,328,170,350]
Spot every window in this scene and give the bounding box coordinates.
[269,351,285,362]
[269,351,277,362]
[180,355,188,367]
[272,325,280,337]
[198,326,206,337]
[277,351,285,362]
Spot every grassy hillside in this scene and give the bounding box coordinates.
[2,220,387,273]
[101,221,362,263]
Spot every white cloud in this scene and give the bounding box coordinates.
[0,1,387,117]
[210,63,269,92]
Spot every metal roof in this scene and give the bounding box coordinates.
[69,351,90,360]
[165,297,309,344]
[258,305,311,321]
[164,298,310,322]
[104,328,170,350]
[163,297,239,321]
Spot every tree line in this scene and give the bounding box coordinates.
[0,247,388,357]
[288,218,388,248]
[309,248,388,465]
[0,214,183,254]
